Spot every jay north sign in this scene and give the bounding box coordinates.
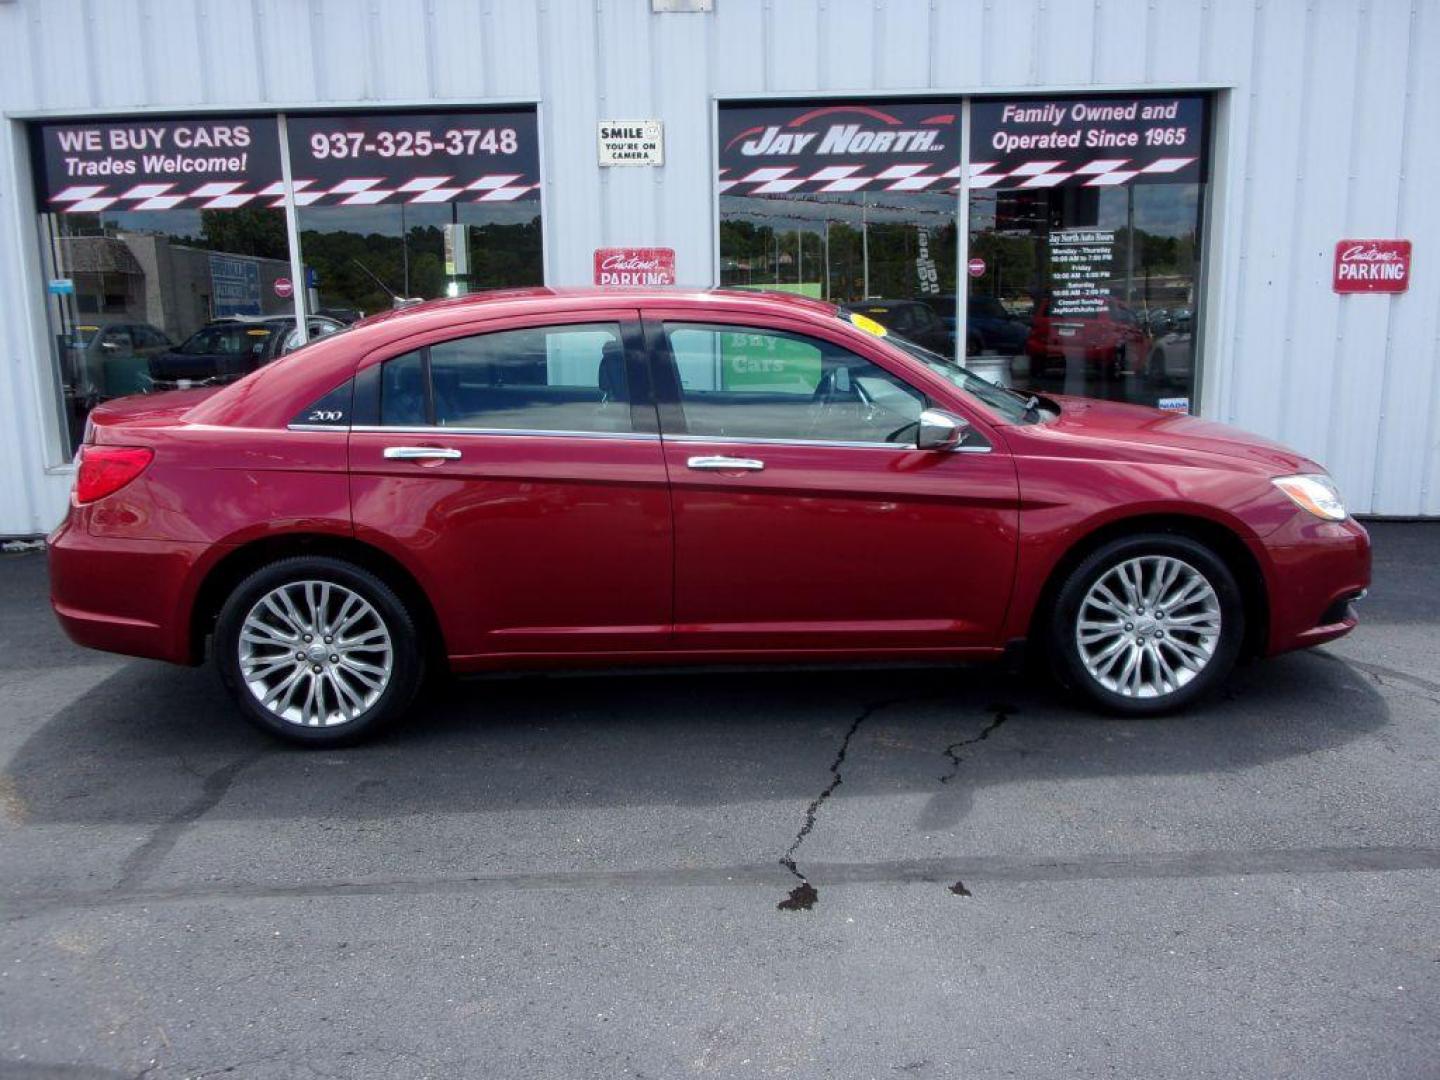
[717,102,959,196]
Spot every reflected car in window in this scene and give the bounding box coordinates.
[842,300,953,356]
[50,288,1369,746]
[919,295,1029,356]
[61,322,174,407]
[148,315,344,390]
[1025,295,1151,379]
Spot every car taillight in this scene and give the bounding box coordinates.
[74,446,154,504]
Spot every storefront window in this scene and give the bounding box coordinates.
[284,110,543,317]
[966,95,1208,408]
[29,108,545,460]
[717,102,960,356]
[30,115,294,453]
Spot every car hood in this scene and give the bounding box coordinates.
[1042,394,1317,473]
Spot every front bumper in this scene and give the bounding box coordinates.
[1250,514,1371,656]
[48,514,211,665]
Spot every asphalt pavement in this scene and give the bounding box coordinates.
[1,524,1437,1079]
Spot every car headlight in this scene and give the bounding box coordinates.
[1271,474,1347,521]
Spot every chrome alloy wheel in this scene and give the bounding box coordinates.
[1075,555,1222,699]
[238,580,394,727]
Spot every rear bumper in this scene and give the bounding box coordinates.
[1252,515,1371,656]
[48,516,210,665]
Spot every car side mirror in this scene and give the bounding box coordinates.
[916,408,970,451]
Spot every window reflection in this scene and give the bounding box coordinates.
[967,184,1203,407]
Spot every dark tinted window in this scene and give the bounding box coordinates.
[663,323,926,444]
[379,351,428,427]
[427,323,632,433]
[292,379,353,427]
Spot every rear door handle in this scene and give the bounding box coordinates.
[383,446,462,461]
[686,455,765,471]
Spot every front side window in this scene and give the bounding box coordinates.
[662,323,926,445]
[376,323,633,434]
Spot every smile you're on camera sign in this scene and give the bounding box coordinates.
[598,120,664,166]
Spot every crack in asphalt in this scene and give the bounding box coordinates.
[940,704,1013,898]
[939,704,1012,785]
[114,751,268,892]
[1316,650,1440,706]
[777,698,896,912]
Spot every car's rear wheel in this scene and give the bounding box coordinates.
[215,556,424,745]
[1049,534,1244,715]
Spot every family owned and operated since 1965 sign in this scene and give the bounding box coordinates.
[969,95,1207,188]
[30,110,541,212]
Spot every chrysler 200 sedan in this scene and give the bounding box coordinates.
[49,288,1370,746]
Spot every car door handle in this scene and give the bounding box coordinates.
[383,446,462,461]
[686,455,765,471]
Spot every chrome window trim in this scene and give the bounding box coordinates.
[667,434,993,454]
[285,425,990,452]
[349,424,660,441]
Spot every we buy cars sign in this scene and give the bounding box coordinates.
[31,116,282,212]
[1333,240,1411,294]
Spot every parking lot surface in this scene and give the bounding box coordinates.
[2,524,1437,1079]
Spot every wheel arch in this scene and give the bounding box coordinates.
[188,533,447,668]
[1025,512,1269,661]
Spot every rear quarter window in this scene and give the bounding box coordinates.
[291,379,352,427]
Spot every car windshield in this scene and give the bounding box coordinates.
[177,324,276,356]
[881,333,1043,424]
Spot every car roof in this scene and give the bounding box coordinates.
[350,286,842,332]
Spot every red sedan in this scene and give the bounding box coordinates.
[49,289,1370,745]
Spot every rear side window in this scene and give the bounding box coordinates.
[379,351,428,426]
[374,323,634,434]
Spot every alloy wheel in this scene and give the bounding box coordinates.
[237,580,394,727]
[1075,555,1222,699]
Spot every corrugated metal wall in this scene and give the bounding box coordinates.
[1,0,1436,532]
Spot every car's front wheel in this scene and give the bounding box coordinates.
[214,556,424,745]
[1050,534,1244,715]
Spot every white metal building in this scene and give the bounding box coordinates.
[2,0,1437,535]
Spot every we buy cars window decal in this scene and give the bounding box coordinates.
[30,110,541,213]
[969,95,1208,189]
[284,110,540,206]
[31,116,283,213]
[717,102,961,196]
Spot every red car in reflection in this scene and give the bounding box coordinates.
[49,289,1369,745]
[1026,295,1150,378]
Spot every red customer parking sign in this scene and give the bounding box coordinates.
[594,247,676,286]
[1333,239,1411,294]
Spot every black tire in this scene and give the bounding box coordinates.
[1048,533,1245,716]
[214,555,425,746]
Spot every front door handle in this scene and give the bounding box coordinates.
[686,455,765,471]
[383,446,462,461]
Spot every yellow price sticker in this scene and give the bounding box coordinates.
[848,311,888,337]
